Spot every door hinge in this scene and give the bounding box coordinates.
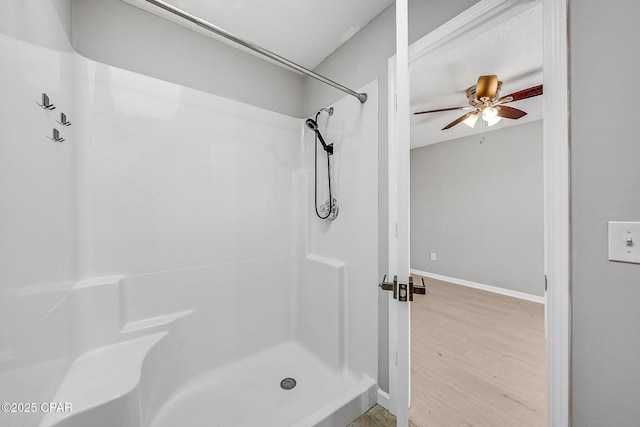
[544,274,548,291]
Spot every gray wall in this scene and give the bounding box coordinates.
[410,120,544,297]
[71,0,304,117]
[570,0,640,425]
[304,0,479,394]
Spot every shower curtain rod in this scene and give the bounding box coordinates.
[144,0,368,104]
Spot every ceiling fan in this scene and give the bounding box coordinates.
[413,75,543,130]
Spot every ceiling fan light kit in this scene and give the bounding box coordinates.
[414,75,543,131]
[482,107,501,126]
[463,112,478,128]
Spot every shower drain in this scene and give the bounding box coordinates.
[280,377,297,390]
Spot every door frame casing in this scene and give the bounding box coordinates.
[384,0,570,425]
[381,2,411,426]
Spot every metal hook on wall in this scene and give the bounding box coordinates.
[47,128,65,143]
[56,112,71,126]
[36,93,56,110]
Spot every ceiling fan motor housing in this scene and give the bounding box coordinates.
[466,81,502,106]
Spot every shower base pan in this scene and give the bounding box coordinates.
[151,341,376,427]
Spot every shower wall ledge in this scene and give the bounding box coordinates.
[41,333,167,427]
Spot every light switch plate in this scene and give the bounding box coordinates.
[608,221,640,264]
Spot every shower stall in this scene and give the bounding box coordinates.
[0,2,379,427]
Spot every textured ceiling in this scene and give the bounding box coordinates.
[410,3,543,148]
[128,0,393,70]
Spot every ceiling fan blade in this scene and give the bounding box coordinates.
[499,84,543,103]
[476,75,498,99]
[497,105,527,119]
[442,112,474,130]
[414,106,470,115]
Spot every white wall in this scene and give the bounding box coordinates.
[304,80,379,381]
[1,6,306,424]
[0,6,76,297]
[570,0,640,424]
[74,56,302,277]
[71,0,305,117]
[410,120,544,297]
[0,2,76,425]
[0,0,73,52]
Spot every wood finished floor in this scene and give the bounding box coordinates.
[409,275,546,427]
[348,404,419,427]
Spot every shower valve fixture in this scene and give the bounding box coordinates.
[319,198,339,221]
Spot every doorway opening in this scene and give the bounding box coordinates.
[385,0,570,425]
[408,4,545,424]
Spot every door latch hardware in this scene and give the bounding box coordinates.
[379,275,397,300]
[379,275,426,302]
[409,276,426,301]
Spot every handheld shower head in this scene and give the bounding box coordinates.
[305,118,318,132]
[305,118,333,155]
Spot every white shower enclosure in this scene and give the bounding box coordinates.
[0,12,379,427]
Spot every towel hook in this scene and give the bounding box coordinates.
[36,93,56,110]
[56,112,71,126]
[47,128,65,143]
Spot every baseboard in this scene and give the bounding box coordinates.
[377,388,390,410]
[410,269,545,304]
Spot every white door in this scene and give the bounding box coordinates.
[383,1,412,426]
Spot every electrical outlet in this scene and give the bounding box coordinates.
[430,252,437,261]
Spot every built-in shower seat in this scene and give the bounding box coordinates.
[38,277,195,427]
